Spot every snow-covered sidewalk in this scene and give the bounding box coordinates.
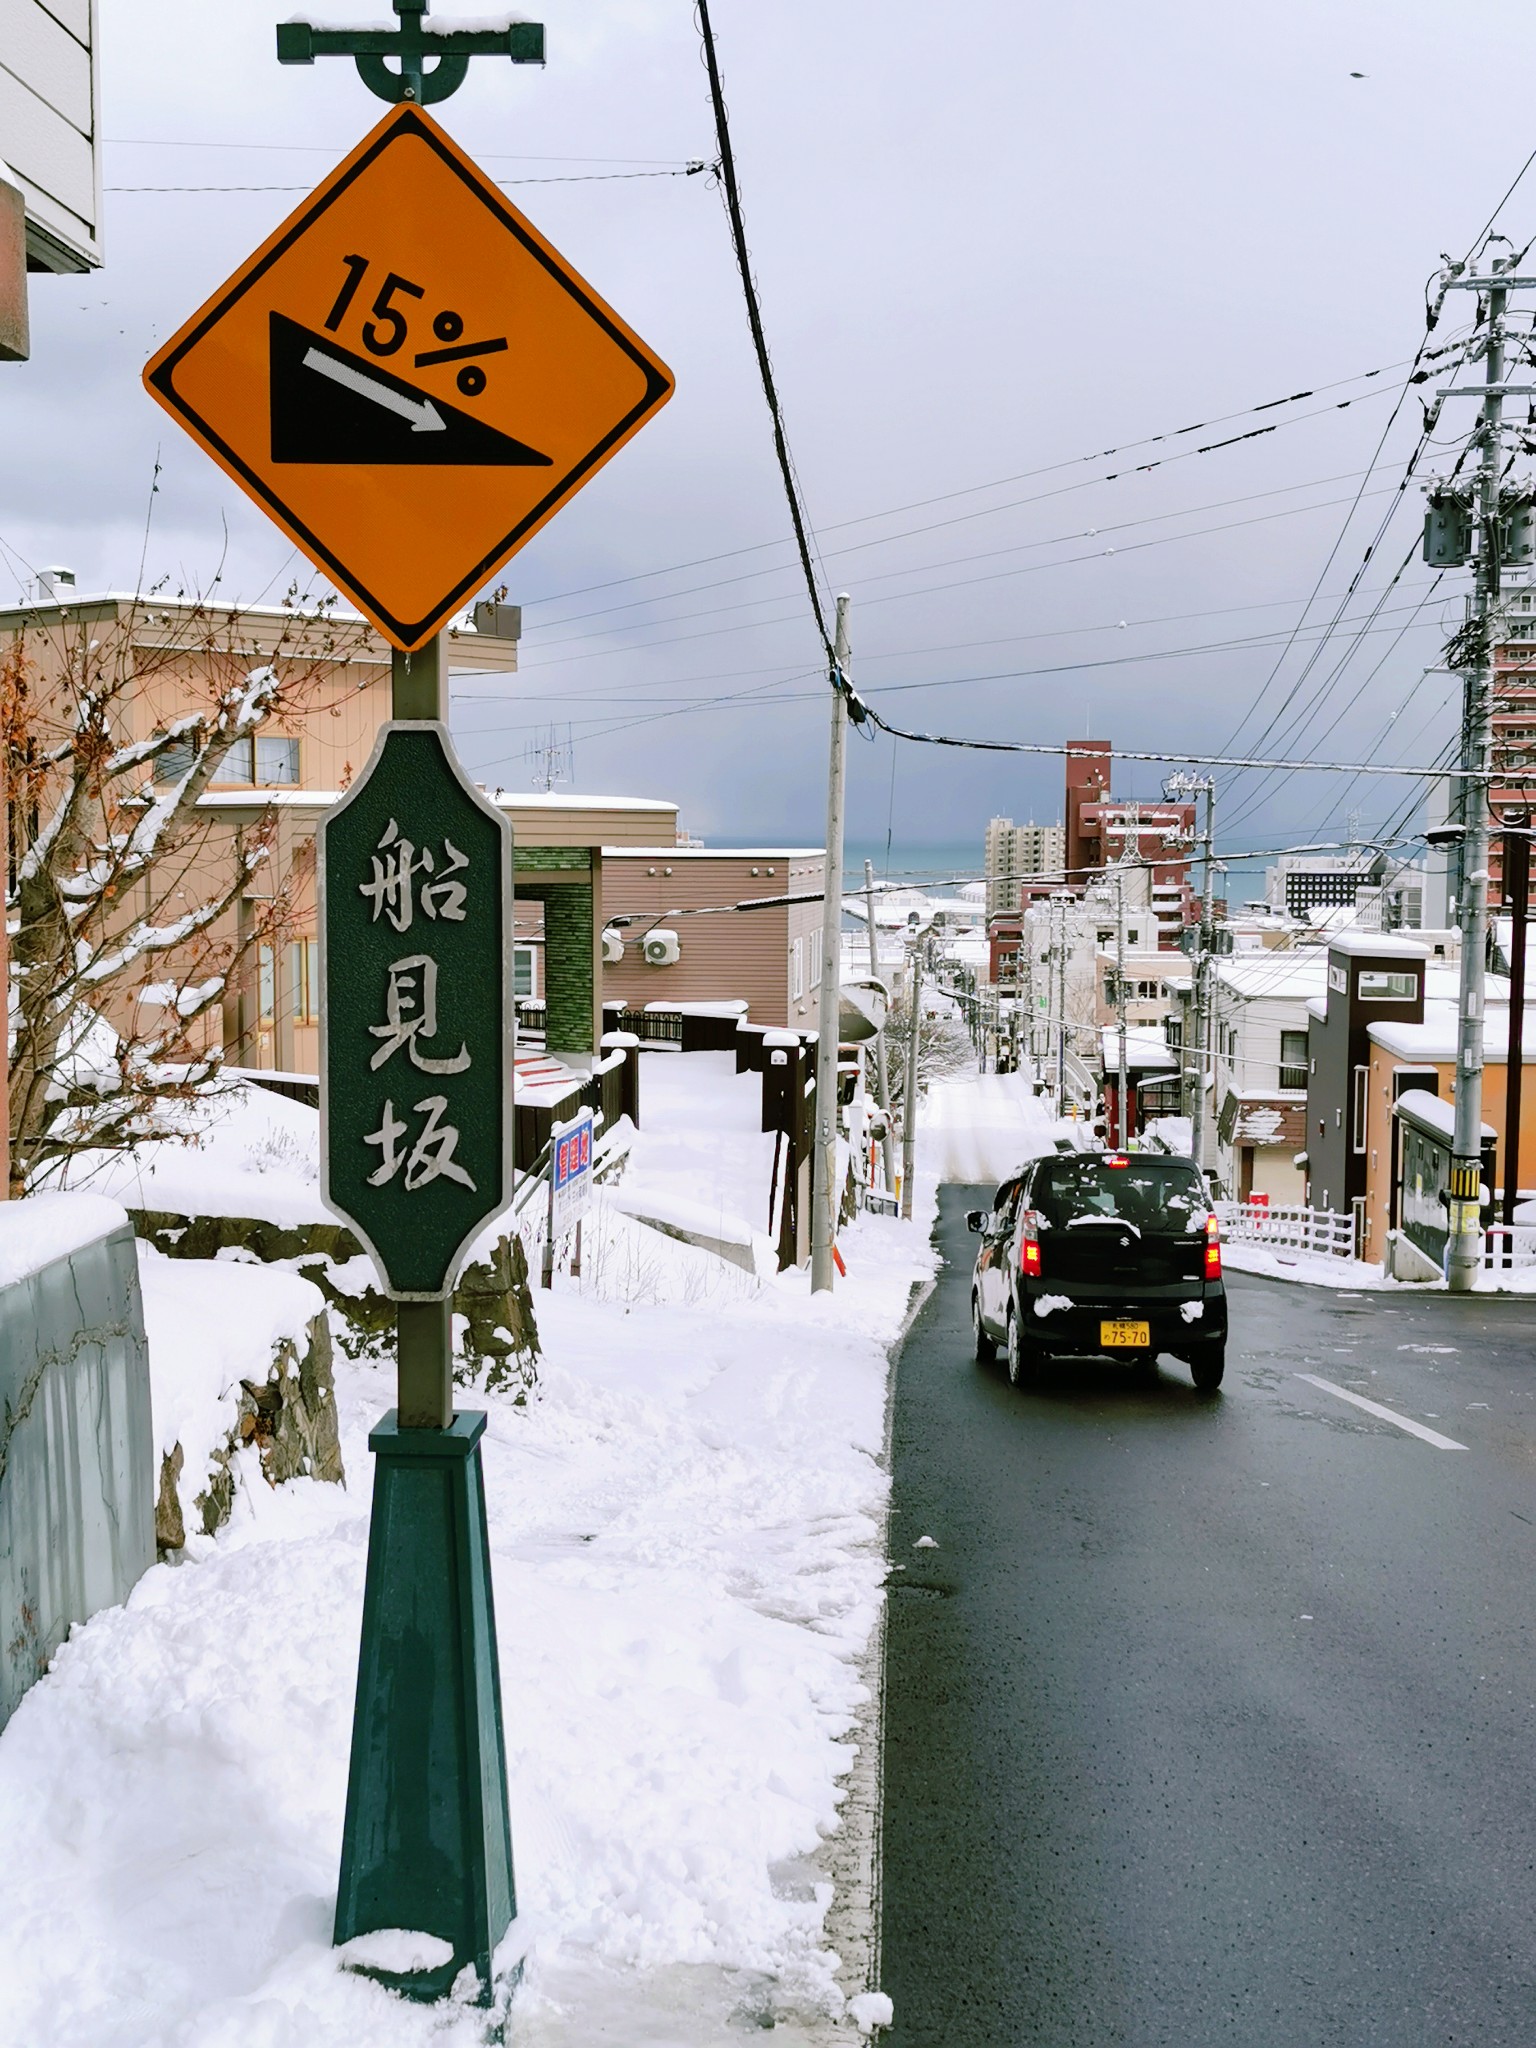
[0,1056,936,2045]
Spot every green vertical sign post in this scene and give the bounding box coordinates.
[320,706,516,2002]
[139,2,675,2008]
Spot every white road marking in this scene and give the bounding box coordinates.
[1294,1373,1469,1450]
[302,346,445,431]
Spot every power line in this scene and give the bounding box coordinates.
[513,479,1415,671]
[106,165,711,192]
[525,462,1391,643]
[695,0,833,663]
[516,352,1448,615]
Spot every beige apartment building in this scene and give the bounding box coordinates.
[3,583,825,1071]
[984,815,1065,914]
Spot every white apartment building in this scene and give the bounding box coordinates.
[1172,949,1327,1201]
[984,815,1066,914]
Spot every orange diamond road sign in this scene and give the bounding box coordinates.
[143,104,674,650]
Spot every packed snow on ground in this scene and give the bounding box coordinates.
[917,1068,1065,1185]
[0,1050,932,2046]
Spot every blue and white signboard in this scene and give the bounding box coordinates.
[549,1108,594,1242]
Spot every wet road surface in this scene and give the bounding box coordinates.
[879,1186,1536,2046]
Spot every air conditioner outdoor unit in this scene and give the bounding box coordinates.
[601,927,626,964]
[642,928,681,967]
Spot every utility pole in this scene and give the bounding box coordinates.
[863,856,897,1195]
[1167,773,1216,1173]
[811,593,852,1292]
[901,931,923,1220]
[1437,256,1525,1290]
[1501,814,1530,1236]
[1114,865,1130,1147]
[1054,897,1068,1108]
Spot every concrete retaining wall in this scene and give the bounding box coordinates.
[0,1201,155,1732]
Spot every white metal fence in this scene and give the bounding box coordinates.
[1215,1200,1357,1260]
[1482,1225,1536,1270]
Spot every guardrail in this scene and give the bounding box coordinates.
[1215,1200,1357,1260]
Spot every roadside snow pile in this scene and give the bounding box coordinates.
[0,1050,936,2046]
[137,1247,340,1546]
[918,1070,1061,1183]
[1220,1241,1397,1289]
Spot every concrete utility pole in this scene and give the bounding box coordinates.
[1055,897,1069,1108]
[811,594,851,1292]
[1114,865,1130,1147]
[1444,260,1515,1290]
[863,856,897,1195]
[900,931,923,1220]
[1168,773,1216,1173]
[1500,815,1530,1236]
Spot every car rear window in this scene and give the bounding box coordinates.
[1031,1157,1206,1232]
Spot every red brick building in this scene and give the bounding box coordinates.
[1065,741,1195,947]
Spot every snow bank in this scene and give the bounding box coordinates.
[137,1247,326,1527]
[0,1050,937,2044]
[0,1191,128,1286]
[61,1080,327,1228]
[1220,1242,1396,1290]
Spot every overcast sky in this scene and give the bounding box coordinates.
[8,0,1536,866]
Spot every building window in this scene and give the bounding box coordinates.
[222,735,301,785]
[791,937,804,1001]
[1279,1029,1309,1091]
[1358,969,1418,1001]
[1352,1064,1368,1153]
[152,735,196,785]
[809,927,823,990]
[256,943,276,1028]
[513,944,536,999]
[289,938,318,1024]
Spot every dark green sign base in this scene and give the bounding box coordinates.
[334,1409,515,2004]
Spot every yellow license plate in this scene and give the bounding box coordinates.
[1100,1319,1150,1348]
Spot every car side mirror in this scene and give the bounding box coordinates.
[966,1209,985,1232]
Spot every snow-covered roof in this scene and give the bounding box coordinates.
[490,792,677,813]
[1394,1090,1495,1142]
[1214,952,1329,999]
[1099,1025,1178,1073]
[603,845,822,858]
[1369,1001,1535,1062]
[1327,931,1430,959]
[198,789,679,816]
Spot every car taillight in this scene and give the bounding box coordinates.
[1020,1209,1042,1278]
[1204,1211,1221,1279]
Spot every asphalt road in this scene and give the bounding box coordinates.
[879,1185,1536,2047]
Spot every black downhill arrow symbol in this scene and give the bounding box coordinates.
[268,312,553,467]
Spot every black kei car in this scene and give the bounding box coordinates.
[967,1150,1228,1391]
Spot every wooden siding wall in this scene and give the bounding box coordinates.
[601,853,825,1028]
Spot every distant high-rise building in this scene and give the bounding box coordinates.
[1489,583,1536,905]
[984,816,1066,913]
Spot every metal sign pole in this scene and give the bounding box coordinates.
[322,634,517,2003]
[145,14,673,2006]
